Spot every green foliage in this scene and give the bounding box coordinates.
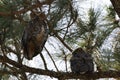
[0,17,24,42]
[88,8,100,32]
[0,65,10,80]
[48,0,77,33]
[113,34,120,70]
[0,0,27,44]
[65,8,104,50]
[105,5,116,21]
[0,0,13,12]
[0,0,23,12]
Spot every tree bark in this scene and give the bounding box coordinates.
[110,0,120,18]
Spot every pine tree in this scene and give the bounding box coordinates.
[0,0,120,80]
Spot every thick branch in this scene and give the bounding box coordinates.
[0,55,120,79]
[0,70,18,76]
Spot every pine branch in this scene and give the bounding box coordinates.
[46,18,73,52]
[0,0,54,17]
[0,55,120,79]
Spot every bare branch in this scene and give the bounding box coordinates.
[61,49,68,72]
[44,47,59,72]
[0,70,19,76]
[39,53,48,70]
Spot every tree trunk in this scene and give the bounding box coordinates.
[110,0,120,18]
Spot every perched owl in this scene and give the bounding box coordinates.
[70,48,94,74]
[21,13,48,60]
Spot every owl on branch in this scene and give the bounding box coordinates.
[21,13,48,60]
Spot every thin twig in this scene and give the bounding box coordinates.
[54,33,73,52]
[62,50,68,72]
[39,53,48,70]
[44,47,59,72]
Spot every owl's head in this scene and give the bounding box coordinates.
[72,47,85,56]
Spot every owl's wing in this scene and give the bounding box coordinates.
[33,23,48,57]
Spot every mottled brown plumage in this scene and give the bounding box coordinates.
[21,13,48,60]
[70,48,94,74]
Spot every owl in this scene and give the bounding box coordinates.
[21,13,48,60]
[70,48,94,74]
